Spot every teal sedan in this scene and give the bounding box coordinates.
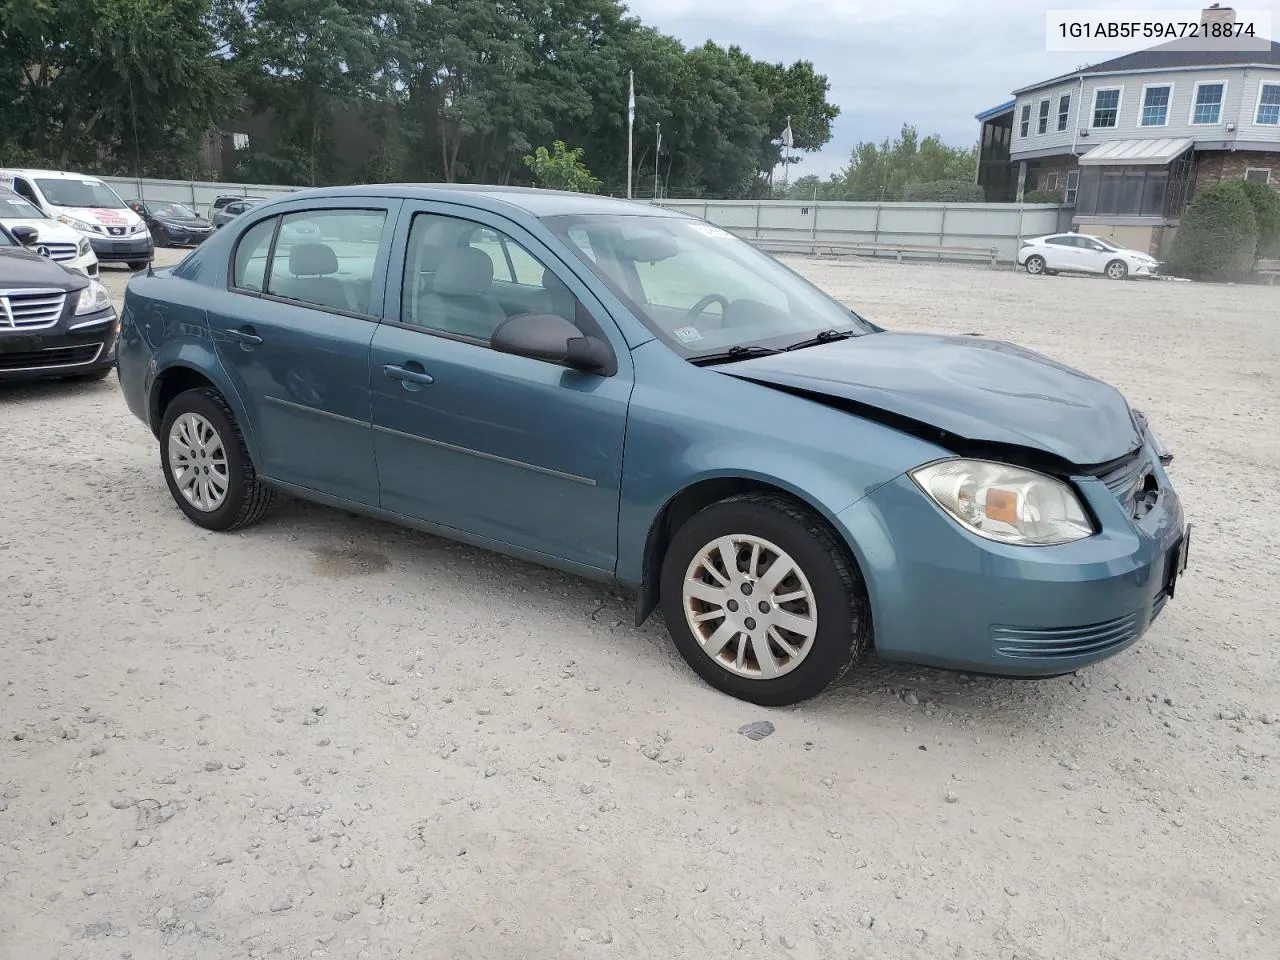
[116,186,1189,705]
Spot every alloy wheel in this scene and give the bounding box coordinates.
[167,412,230,512]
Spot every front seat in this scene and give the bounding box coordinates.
[285,243,351,311]
[537,267,576,321]
[418,247,508,340]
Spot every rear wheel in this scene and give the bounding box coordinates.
[159,388,275,531]
[659,493,870,706]
[1106,259,1128,280]
[1024,254,1046,276]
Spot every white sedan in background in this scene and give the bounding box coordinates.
[0,189,99,277]
[1017,233,1161,280]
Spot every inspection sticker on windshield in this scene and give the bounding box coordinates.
[673,326,704,344]
[688,223,734,240]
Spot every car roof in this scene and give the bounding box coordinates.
[0,168,109,181]
[280,183,688,220]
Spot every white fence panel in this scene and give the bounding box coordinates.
[79,176,1070,262]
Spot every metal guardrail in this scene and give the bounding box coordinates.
[745,236,1000,266]
[1256,258,1280,285]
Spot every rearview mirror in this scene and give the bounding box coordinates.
[10,225,38,246]
[491,313,612,373]
[618,233,679,263]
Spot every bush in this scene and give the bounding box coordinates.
[1237,178,1280,257]
[1167,180,1258,280]
[1023,188,1063,204]
[901,179,984,202]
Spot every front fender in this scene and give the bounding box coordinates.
[616,341,950,589]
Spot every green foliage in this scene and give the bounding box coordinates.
[1,0,841,199]
[523,141,600,192]
[0,0,233,176]
[1023,188,1063,204]
[1167,180,1258,280]
[1236,178,1280,257]
[902,179,984,202]
[783,125,977,202]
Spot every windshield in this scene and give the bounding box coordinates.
[543,214,877,357]
[0,193,47,220]
[36,178,127,210]
[150,202,198,218]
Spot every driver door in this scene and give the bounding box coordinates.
[370,203,634,574]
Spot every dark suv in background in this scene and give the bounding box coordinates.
[0,222,118,381]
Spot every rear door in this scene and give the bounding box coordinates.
[205,200,399,506]
[1041,236,1078,271]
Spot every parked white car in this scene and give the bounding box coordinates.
[0,189,99,277]
[1017,233,1161,280]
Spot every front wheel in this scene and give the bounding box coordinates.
[1024,254,1046,276]
[159,387,275,531]
[659,493,870,706]
[1106,259,1128,280]
[128,260,149,271]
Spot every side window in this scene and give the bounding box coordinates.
[265,209,386,314]
[232,217,276,291]
[401,212,579,342]
[226,202,244,216]
[13,178,40,206]
[1044,237,1071,246]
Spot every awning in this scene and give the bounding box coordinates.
[1078,137,1194,166]
[975,100,1015,121]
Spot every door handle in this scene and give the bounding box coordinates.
[382,363,434,385]
[226,327,263,346]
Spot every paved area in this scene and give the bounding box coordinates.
[1,252,1277,959]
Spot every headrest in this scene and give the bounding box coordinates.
[541,267,570,293]
[289,242,338,276]
[435,247,494,296]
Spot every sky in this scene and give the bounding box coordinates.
[624,0,1267,177]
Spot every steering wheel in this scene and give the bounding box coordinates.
[683,293,730,324]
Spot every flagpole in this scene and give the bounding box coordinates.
[626,71,635,200]
[654,122,661,200]
[783,114,792,191]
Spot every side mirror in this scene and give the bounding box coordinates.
[491,312,612,373]
[10,225,38,246]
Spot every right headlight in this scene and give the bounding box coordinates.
[910,459,1094,546]
[58,215,98,234]
[74,280,112,315]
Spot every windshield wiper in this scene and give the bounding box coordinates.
[688,344,781,367]
[783,328,858,352]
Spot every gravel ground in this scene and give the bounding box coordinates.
[2,253,1278,960]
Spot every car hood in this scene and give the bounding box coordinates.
[55,206,139,228]
[0,246,80,287]
[723,331,1142,467]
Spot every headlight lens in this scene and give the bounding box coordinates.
[77,236,92,257]
[910,459,1094,546]
[74,280,112,315]
[58,215,98,234]
[130,221,149,235]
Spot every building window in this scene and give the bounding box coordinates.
[1140,85,1172,127]
[1058,94,1071,131]
[1045,172,1059,190]
[1037,99,1050,134]
[1256,83,1280,125]
[1074,160,1193,218]
[1092,88,1121,128]
[1191,82,1226,125]
[1245,168,1272,184]
[232,133,250,151]
[1019,104,1031,137]
[1065,170,1080,205]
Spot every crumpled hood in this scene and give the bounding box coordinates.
[724,331,1142,467]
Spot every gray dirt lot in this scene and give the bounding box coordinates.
[2,252,1278,960]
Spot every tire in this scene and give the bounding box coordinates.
[159,387,275,531]
[1024,255,1046,276]
[153,225,170,248]
[659,492,870,706]
[1106,259,1128,280]
[67,367,112,382]
[128,261,149,271]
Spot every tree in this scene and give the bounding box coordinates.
[814,125,977,201]
[1237,178,1280,257]
[902,180,984,202]
[1167,180,1258,280]
[0,0,232,176]
[523,141,600,192]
